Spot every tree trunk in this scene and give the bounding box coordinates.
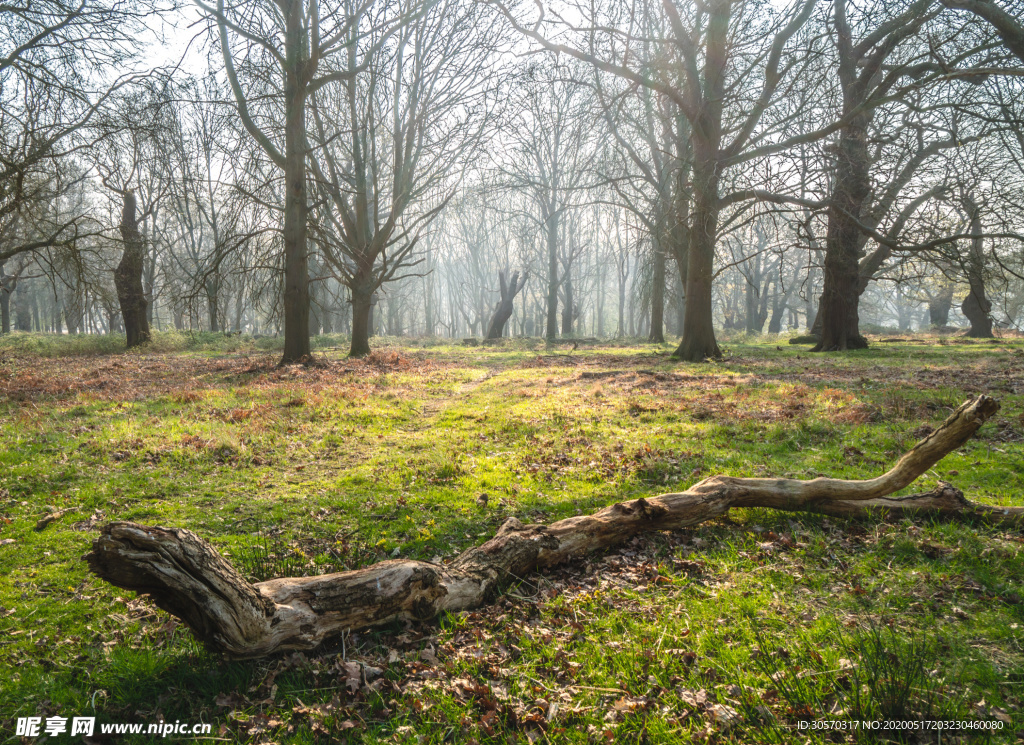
[961,196,993,338]
[84,396,1006,659]
[757,276,770,330]
[813,114,871,352]
[895,285,914,331]
[144,244,156,329]
[280,7,311,364]
[0,290,9,335]
[64,286,84,335]
[675,282,685,337]
[649,236,666,343]
[673,150,722,361]
[962,287,993,337]
[767,291,784,334]
[670,0,725,362]
[744,255,760,334]
[928,285,954,326]
[107,302,123,334]
[806,257,820,333]
[672,251,687,338]
[424,248,434,337]
[486,271,527,340]
[114,190,151,348]
[234,287,245,332]
[206,279,220,333]
[811,0,902,354]
[13,280,31,331]
[385,293,401,337]
[349,281,374,358]
[561,274,574,336]
[617,267,627,338]
[30,287,40,331]
[0,264,11,335]
[545,211,559,342]
[670,158,690,340]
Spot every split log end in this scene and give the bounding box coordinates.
[84,522,274,655]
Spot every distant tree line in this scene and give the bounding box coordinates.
[2,0,1023,361]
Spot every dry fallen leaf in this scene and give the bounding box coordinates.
[679,688,707,708]
[708,703,739,726]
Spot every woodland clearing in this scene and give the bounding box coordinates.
[1,334,1023,743]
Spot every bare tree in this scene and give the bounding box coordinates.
[493,0,822,360]
[195,0,415,361]
[94,89,178,347]
[500,61,596,342]
[806,0,993,350]
[159,76,252,332]
[485,269,527,339]
[1,0,148,276]
[306,0,503,356]
[590,12,692,344]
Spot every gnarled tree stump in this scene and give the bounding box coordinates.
[85,396,1018,658]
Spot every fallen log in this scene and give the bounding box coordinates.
[85,395,1015,658]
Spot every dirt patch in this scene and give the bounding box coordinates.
[0,351,456,404]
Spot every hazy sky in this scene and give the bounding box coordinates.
[140,5,214,79]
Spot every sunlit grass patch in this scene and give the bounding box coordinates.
[0,337,1021,741]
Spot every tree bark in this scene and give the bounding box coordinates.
[0,290,9,335]
[114,190,151,348]
[811,0,934,351]
[233,287,245,332]
[670,0,726,362]
[670,203,688,339]
[673,270,686,337]
[673,147,722,361]
[349,282,374,358]
[64,286,84,335]
[424,247,435,337]
[962,292,993,338]
[13,280,31,331]
[85,396,1003,659]
[745,269,759,334]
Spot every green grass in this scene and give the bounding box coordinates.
[1,335,1022,743]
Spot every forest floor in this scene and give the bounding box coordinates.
[1,334,1023,744]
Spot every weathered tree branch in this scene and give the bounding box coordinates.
[942,0,1024,64]
[85,396,1010,658]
